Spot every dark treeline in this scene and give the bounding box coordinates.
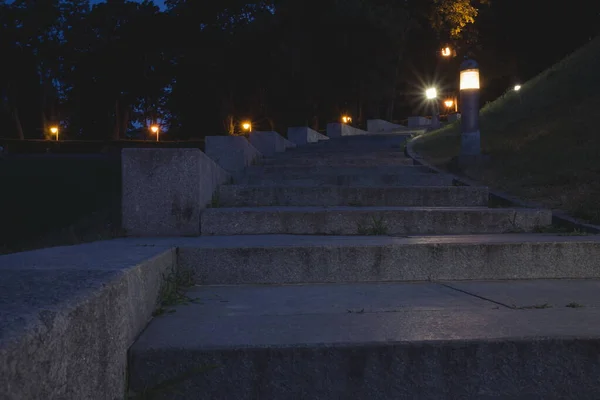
[0,0,598,140]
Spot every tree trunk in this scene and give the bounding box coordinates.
[12,107,25,140]
[119,105,129,139]
[113,99,121,140]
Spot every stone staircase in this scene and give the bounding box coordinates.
[128,134,600,399]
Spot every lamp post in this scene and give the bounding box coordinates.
[425,87,440,129]
[459,59,481,159]
[50,126,59,141]
[150,124,160,142]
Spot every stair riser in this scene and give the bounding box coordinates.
[236,174,453,187]
[242,165,432,175]
[180,242,600,285]
[218,187,489,207]
[261,158,415,166]
[201,209,552,235]
[129,339,600,400]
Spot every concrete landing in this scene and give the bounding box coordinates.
[129,280,600,399]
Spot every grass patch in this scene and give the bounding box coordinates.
[566,302,585,308]
[412,35,600,225]
[153,268,200,317]
[0,155,122,254]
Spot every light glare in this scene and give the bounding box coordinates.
[425,88,437,99]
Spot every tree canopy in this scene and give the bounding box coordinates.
[0,0,497,139]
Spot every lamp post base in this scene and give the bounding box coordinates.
[460,130,481,156]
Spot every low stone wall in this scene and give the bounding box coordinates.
[122,148,229,237]
[0,241,177,400]
[366,119,407,133]
[249,131,295,156]
[287,127,329,146]
[407,116,431,128]
[205,136,262,173]
[326,123,370,138]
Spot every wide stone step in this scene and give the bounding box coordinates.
[236,172,453,187]
[201,206,552,235]
[242,165,432,176]
[261,155,415,167]
[173,234,600,284]
[129,280,600,399]
[217,185,489,207]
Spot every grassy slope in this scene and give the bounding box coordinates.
[414,36,600,224]
[0,156,123,254]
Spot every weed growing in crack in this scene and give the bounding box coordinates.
[357,216,388,235]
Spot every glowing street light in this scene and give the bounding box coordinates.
[444,99,454,109]
[241,121,252,132]
[441,47,452,57]
[50,126,59,141]
[150,124,160,141]
[514,84,522,91]
[459,59,481,160]
[341,115,352,124]
[425,88,440,128]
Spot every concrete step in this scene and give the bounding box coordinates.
[129,280,600,399]
[242,165,432,176]
[217,185,489,207]
[261,155,415,167]
[170,234,600,284]
[236,172,453,187]
[201,206,552,235]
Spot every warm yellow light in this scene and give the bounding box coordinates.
[444,99,454,108]
[514,85,521,91]
[150,125,159,133]
[441,47,451,57]
[425,88,437,99]
[342,115,352,124]
[50,126,58,134]
[460,69,480,90]
[241,122,252,131]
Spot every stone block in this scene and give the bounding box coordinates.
[326,123,370,138]
[366,119,407,133]
[287,127,329,146]
[448,113,461,122]
[204,135,262,174]
[248,131,292,156]
[0,242,176,400]
[122,148,229,237]
[407,116,431,127]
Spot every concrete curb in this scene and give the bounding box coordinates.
[406,136,600,234]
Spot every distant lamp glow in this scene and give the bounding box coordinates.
[441,47,452,57]
[50,126,59,141]
[514,84,522,91]
[241,121,252,132]
[444,99,454,109]
[341,115,352,124]
[460,69,480,90]
[150,124,160,141]
[425,87,437,100]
